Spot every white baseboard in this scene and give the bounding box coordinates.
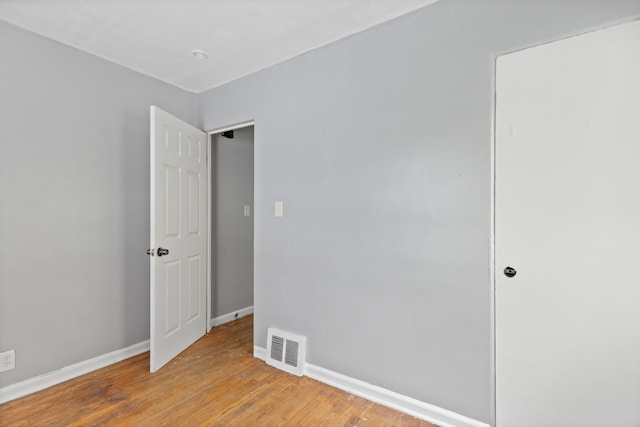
[0,340,150,404]
[253,345,488,427]
[211,305,254,327]
[254,345,267,360]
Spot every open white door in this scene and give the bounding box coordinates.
[495,21,640,426]
[150,106,207,372]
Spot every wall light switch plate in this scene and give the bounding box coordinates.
[243,205,251,216]
[274,201,284,217]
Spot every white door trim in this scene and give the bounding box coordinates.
[205,120,255,332]
[489,54,497,427]
[207,120,255,136]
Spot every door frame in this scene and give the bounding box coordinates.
[205,120,255,332]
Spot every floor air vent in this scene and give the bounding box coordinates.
[266,327,306,376]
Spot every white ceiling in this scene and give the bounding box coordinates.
[0,0,439,93]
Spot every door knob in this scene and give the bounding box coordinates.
[504,266,517,277]
[157,247,169,257]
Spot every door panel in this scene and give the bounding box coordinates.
[164,260,180,334]
[150,106,207,372]
[187,255,200,320]
[165,165,180,237]
[495,21,640,426]
[188,171,201,234]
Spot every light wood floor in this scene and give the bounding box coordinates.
[0,315,434,426]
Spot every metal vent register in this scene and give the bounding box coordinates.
[266,328,306,376]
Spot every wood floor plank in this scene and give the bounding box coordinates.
[0,316,435,426]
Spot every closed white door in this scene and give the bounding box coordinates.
[150,106,207,372]
[495,21,640,426]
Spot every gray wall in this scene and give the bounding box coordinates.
[2,0,639,423]
[197,1,640,422]
[0,20,196,386]
[212,127,254,317]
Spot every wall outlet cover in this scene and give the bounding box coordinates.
[0,349,15,372]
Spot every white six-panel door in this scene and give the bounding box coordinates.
[495,20,640,426]
[150,106,207,372]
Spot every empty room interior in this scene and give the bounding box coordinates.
[1,1,640,426]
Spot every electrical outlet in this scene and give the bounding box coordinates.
[0,350,15,372]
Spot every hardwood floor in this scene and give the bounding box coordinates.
[0,316,435,426]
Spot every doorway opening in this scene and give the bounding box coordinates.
[207,123,255,334]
